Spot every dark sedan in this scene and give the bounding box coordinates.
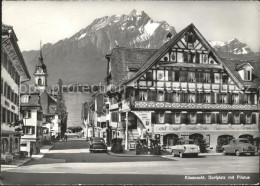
[89,137,107,153]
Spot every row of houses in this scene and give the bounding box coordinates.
[1,24,61,161]
[82,23,259,152]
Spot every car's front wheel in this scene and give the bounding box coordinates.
[193,153,198,158]
[235,150,240,156]
[171,151,175,157]
[180,152,184,158]
[250,152,255,156]
[223,148,226,155]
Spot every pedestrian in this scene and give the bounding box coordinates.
[65,134,68,141]
[30,147,33,158]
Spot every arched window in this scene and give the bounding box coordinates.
[163,134,179,147]
[189,133,204,145]
[38,78,42,86]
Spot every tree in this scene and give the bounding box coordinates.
[56,79,68,138]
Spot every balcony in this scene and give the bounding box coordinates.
[133,101,259,111]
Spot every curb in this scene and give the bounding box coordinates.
[108,151,224,157]
[107,151,163,157]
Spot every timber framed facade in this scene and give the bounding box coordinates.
[105,23,260,152]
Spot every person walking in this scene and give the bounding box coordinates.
[65,134,68,141]
[30,147,33,158]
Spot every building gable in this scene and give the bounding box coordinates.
[124,23,244,90]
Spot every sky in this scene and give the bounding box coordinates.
[2,1,260,52]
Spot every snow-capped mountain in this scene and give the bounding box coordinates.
[209,39,252,55]
[22,10,257,86]
[22,9,176,85]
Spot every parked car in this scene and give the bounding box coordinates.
[222,138,257,156]
[89,137,107,153]
[171,139,200,158]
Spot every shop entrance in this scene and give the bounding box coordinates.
[163,134,179,147]
[189,133,203,145]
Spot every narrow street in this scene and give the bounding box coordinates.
[1,140,258,184]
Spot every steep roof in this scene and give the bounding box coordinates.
[221,58,260,89]
[20,93,41,108]
[122,24,192,85]
[108,47,157,86]
[40,90,57,115]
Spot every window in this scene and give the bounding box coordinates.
[183,52,188,63]
[202,54,208,64]
[179,71,187,82]
[203,73,211,83]
[139,90,147,101]
[173,92,181,103]
[157,70,165,81]
[175,113,181,124]
[111,112,118,122]
[220,94,228,104]
[2,107,6,123]
[188,72,196,82]
[23,110,31,119]
[233,113,240,124]
[205,113,211,124]
[232,94,239,104]
[38,78,43,86]
[204,94,211,103]
[170,52,177,62]
[168,71,175,81]
[157,91,165,102]
[245,113,252,124]
[195,53,200,64]
[177,52,183,62]
[222,74,229,84]
[158,113,164,123]
[189,113,196,124]
[24,126,35,135]
[214,73,220,83]
[222,113,228,124]
[146,71,153,81]
[21,95,30,103]
[188,93,196,103]
[244,70,252,81]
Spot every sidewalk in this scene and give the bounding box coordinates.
[108,150,223,157]
[1,145,53,171]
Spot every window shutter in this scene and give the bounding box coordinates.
[181,113,187,124]
[211,92,215,103]
[196,93,200,103]
[175,71,180,81]
[228,113,232,124]
[239,94,244,104]
[216,113,221,124]
[171,113,175,124]
[151,113,156,124]
[165,113,172,124]
[240,113,245,124]
[195,72,200,82]
[168,70,172,81]
[32,127,35,134]
[211,113,216,124]
[210,73,214,83]
[135,90,139,100]
[252,113,256,124]
[148,90,153,101]
[250,94,254,104]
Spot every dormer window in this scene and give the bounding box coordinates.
[237,63,253,81]
[244,70,252,81]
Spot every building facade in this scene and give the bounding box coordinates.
[1,24,31,159]
[20,93,43,155]
[105,24,260,152]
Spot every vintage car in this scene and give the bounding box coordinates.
[89,137,107,153]
[171,139,200,158]
[222,138,257,156]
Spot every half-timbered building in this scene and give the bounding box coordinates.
[105,24,260,152]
